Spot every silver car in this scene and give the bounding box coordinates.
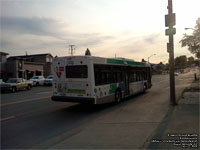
[0,78,33,93]
[44,75,53,86]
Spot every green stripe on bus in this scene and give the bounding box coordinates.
[107,58,145,66]
[107,59,124,65]
[127,61,145,66]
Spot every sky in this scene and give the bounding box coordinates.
[1,0,200,63]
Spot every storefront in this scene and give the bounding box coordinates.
[6,58,44,80]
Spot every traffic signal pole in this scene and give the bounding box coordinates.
[165,0,177,105]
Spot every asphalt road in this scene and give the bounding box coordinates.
[0,69,197,149]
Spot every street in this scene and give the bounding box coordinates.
[1,70,197,149]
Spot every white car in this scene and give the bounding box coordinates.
[0,79,4,85]
[29,76,45,86]
[174,72,179,76]
[44,75,53,86]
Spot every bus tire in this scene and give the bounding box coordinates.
[143,83,147,93]
[115,89,121,103]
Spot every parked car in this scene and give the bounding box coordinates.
[29,76,45,86]
[0,79,4,85]
[44,75,53,86]
[0,78,33,93]
[174,72,179,76]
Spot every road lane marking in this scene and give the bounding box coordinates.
[0,116,15,121]
[153,80,168,84]
[0,96,51,107]
[37,91,52,94]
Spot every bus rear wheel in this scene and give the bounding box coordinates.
[115,89,121,103]
[143,83,147,93]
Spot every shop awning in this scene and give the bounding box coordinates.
[36,69,44,72]
[27,69,35,72]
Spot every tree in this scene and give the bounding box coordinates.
[187,56,195,66]
[180,18,200,58]
[175,55,187,69]
[194,59,199,66]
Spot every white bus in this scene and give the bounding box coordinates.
[51,56,152,104]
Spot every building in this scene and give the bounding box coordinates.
[0,52,9,80]
[5,53,53,80]
[6,57,44,80]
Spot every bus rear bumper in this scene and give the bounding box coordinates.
[51,95,95,104]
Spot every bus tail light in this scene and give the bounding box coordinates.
[85,84,89,90]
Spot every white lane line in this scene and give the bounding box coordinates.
[153,80,168,84]
[0,116,15,121]
[37,91,52,94]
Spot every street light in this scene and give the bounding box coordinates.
[148,54,156,62]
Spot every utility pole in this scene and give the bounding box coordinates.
[165,0,177,105]
[69,45,75,56]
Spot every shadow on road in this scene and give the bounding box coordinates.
[57,91,149,114]
[1,91,149,149]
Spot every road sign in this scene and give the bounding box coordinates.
[165,28,176,35]
[165,13,176,27]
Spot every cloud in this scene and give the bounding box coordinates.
[143,33,161,44]
[1,16,115,56]
[0,16,166,63]
[1,16,68,40]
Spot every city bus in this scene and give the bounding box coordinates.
[51,56,152,104]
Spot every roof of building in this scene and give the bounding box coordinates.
[8,53,53,59]
[0,52,9,56]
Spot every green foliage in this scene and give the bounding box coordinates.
[187,56,195,66]
[194,59,199,66]
[180,18,200,58]
[175,55,187,69]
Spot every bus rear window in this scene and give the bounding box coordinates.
[66,65,88,78]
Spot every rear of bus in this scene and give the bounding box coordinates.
[51,56,95,104]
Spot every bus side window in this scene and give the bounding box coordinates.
[141,71,144,80]
[102,72,107,85]
[136,72,138,81]
[134,72,137,82]
[95,72,100,86]
[130,71,134,82]
[137,71,140,81]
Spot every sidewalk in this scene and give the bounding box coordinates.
[147,80,199,149]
